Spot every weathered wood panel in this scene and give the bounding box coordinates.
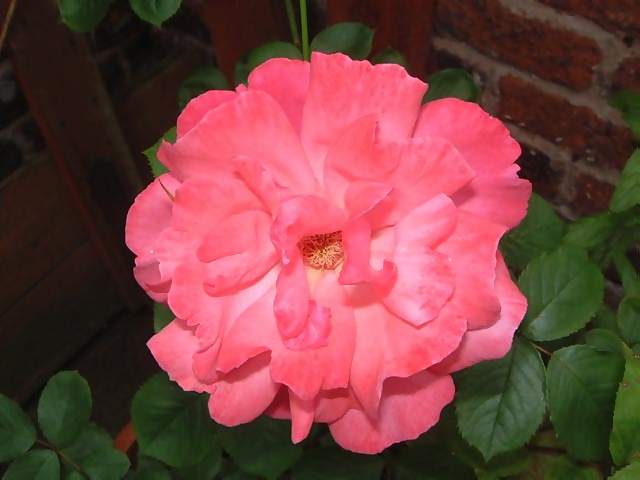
[0,241,124,401]
[197,0,291,84]
[8,0,144,310]
[326,0,436,79]
[116,51,204,180]
[0,158,87,314]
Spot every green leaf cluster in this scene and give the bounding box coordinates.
[1,371,129,479]
[58,0,182,32]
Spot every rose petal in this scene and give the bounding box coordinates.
[436,211,507,330]
[177,90,236,138]
[434,254,527,373]
[208,352,280,426]
[383,195,458,326]
[248,58,310,133]
[162,90,317,194]
[302,52,426,177]
[329,371,454,454]
[147,319,209,393]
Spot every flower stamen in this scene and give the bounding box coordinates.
[298,231,343,270]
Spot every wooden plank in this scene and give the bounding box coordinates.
[8,0,145,310]
[197,0,291,84]
[0,157,87,314]
[0,241,124,401]
[326,0,436,79]
[116,51,204,180]
[64,307,157,436]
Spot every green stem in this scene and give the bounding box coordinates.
[299,0,310,60]
[284,0,300,46]
[533,343,552,357]
[36,438,87,477]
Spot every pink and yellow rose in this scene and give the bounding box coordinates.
[125,52,530,454]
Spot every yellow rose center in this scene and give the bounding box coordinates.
[298,231,344,270]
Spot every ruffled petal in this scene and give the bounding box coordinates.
[436,212,507,330]
[161,90,317,194]
[270,304,356,401]
[199,210,278,296]
[453,164,532,229]
[176,90,236,138]
[248,58,310,133]
[289,393,315,443]
[434,254,527,373]
[302,52,426,177]
[147,319,209,393]
[125,174,179,257]
[383,195,457,326]
[414,98,519,175]
[348,302,465,416]
[323,127,474,226]
[208,352,280,426]
[413,99,530,228]
[329,371,454,454]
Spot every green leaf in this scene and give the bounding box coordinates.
[610,462,640,479]
[219,416,302,480]
[178,66,229,109]
[370,47,408,68]
[547,345,625,461]
[611,90,640,140]
[519,453,601,480]
[593,306,621,334]
[65,472,85,480]
[58,0,113,33]
[610,356,640,466]
[3,450,60,480]
[519,247,604,341]
[564,212,618,251]
[234,62,252,87]
[143,127,176,178]
[38,371,92,448]
[133,457,172,480]
[392,444,475,480]
[246,42,303,71]
[454,338,546,460]
[292,447,383,480]
[80,448,131,480]
[423,69,479,103]
[501,194,565,270]
[129,0,181,27]
[310,22,374,59]
[132,374,217,468]
[173,439,222,480]
[62,423,112,460]
[436,410,530,478]
[585,329,627,357]
[613,250,640,298]
[153,303,173,333]
[611,150,640,212]
[0,394,36,462]
[234,41,302,85]
[618,296,640,344]
[61,423,130,480]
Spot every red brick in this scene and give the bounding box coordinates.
[499,75,635,170]
[435,0,601,90]
[517,144,563,201]
[613,57,640,91]
[570,174,614,215]
[541,0,640,37]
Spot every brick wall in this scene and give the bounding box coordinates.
[432,0,640,218]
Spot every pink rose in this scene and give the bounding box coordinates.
[125,52,531,454]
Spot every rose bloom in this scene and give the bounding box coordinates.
[126,52,531,454]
